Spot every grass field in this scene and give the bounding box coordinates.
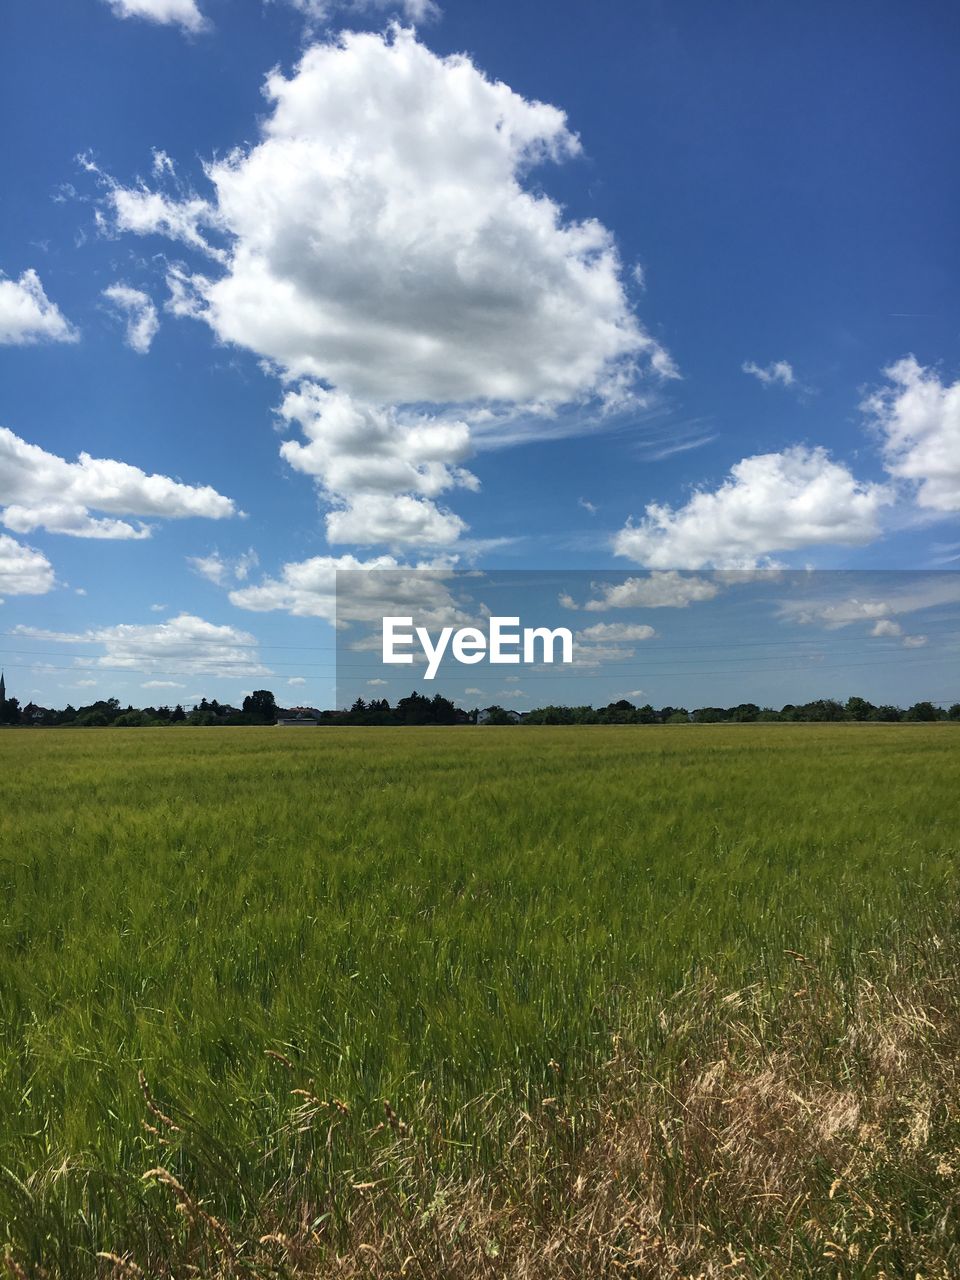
[1,725,958,1276]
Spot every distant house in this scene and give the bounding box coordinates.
[477,707,524,725]
[276,707,320,726]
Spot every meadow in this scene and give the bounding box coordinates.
[0,724,958,1277]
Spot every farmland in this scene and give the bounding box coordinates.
[1,724,958,1276]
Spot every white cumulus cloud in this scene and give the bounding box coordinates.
[99,28,675,552]
[278,384,476,547]
[102,284,160,353]
[228,552,399,620]
[325,493,466,548]
[563,571,720,611]
[0,534,56,598]
[575,622,656,642]
[863,356,960,513]
[870,618,902,638]
[155,28,671,405]
[0,426,237,539]
[104,0,209,34]
[276,0,441,27]
[613,446,890,569]
[229,553,467,626]
[0,269,78,346]
[13,614,266,677]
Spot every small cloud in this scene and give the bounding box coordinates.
[102,283,160,354]
[631,262,646,289]
[577,573,720,611]
[367,677,388,686]
[742,359,795,389]
[188,552,228,585]
[288,676,307,686]
[578,497,598,515]
[75,679,98,687]
[275,0,442,30]
[150,603,167,612]
[576,622,656,643]
[104,0,210,35]
[75,587,87,596]
[464,687,483,695]
[870,619,902,638]
[235,549,259,582]
[142,679,184,688]
[152,148,176,178]
[902,634,928,648]
[189,549,259,586]
[0,268,79,346]
[623,689,644,698]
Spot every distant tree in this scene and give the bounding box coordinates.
[948,704,960,721]
[114,710,148,727]
[430,692,457,724]
[801,699,845,722]
[731,703,760,723]
[396,691,434,724]
[871,704,903,722]
[0,696,20,725]
[844,696,875,721]
[906,701,939,722]
[652,706,688,724]
[76,710,109,727]
[242,690,278,722]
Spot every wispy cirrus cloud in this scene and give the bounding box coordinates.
[742,358,795,389]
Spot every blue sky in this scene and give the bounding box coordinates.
[0,0,958,710]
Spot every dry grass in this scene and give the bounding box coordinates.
[33,929,956,1280]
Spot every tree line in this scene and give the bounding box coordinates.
[1,688,957,727]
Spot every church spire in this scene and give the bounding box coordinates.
[0,670,5,704]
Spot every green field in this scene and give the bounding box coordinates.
[1,725,958,1275]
